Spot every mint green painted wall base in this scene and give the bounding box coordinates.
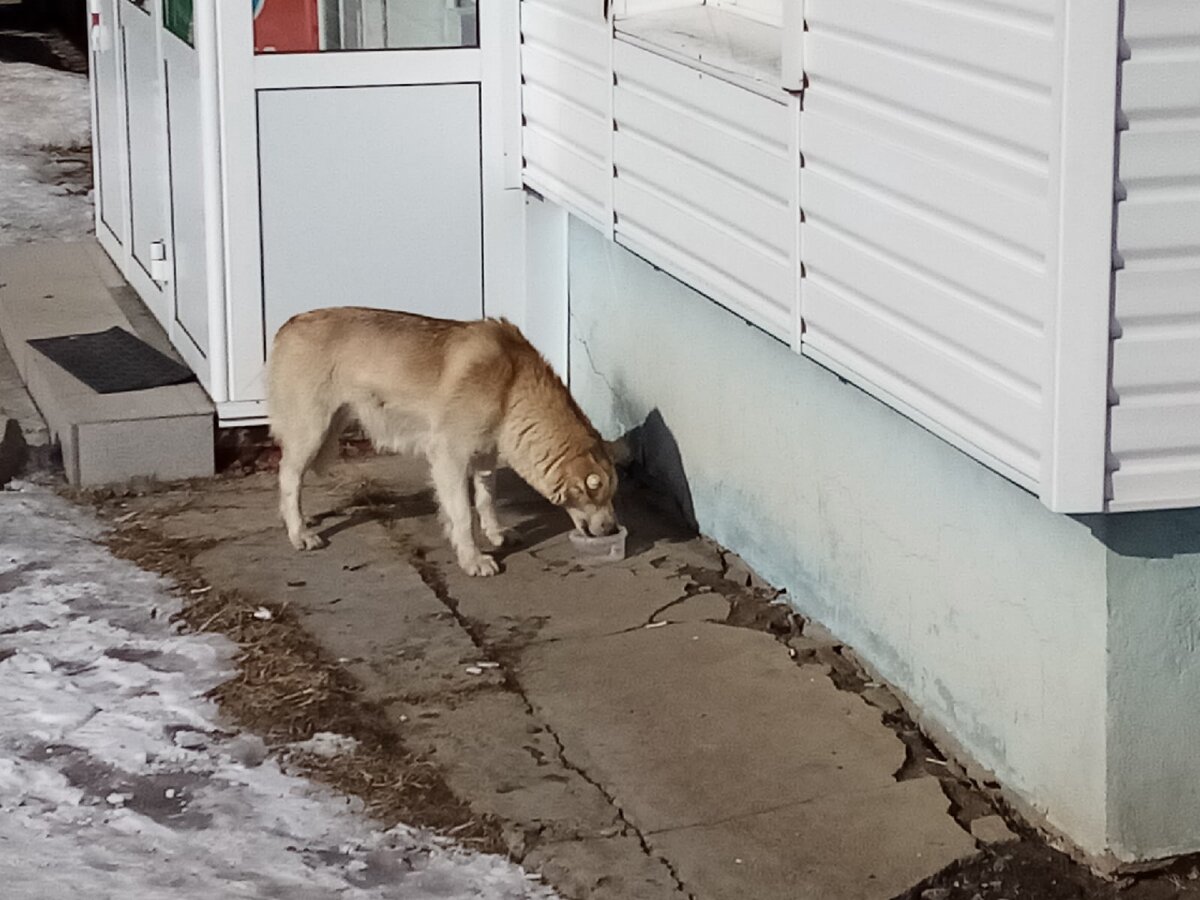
[565,220,1200,862]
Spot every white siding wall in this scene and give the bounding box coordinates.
[1108,1,1200,510]
[519,0,613,233]
[800,0,1061,488]
[524,1,1200,512]
[612,42,795,342]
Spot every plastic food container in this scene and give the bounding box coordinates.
[568,525,628,564]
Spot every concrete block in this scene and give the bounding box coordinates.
[0,241,216,486]
[75,415,213,486]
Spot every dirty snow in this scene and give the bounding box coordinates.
[0,483,557,900]
[0,60,94,245]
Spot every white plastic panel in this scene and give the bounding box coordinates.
[164,34,209,359]
[257,84,484,342]
[520,0,612,232]
[1108,0,1200,510]
[121,2,171,294]
[801,0,1062,487]
[612,41,794,342]
[93,0,126,243]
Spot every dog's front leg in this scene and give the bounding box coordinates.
[430,447,499,576]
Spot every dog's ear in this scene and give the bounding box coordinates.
[603,437,633,468]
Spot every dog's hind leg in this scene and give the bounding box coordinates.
[277,408,341,551]
[472,467,507,549]
[430,444,499,576]
[311,406,351,476]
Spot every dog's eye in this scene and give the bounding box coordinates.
[585,473,602,492]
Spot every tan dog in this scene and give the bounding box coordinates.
[267,307,621,576]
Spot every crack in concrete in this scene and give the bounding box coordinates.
[644,795,822,837]
[395,530,696,900]
[706,549,1009,845]
[596,586,714,639]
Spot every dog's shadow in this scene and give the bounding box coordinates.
[490,470,572,561]
[311,485,439,542]
[306,447,696,565]
[309,475,573,560]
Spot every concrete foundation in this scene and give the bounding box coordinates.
[564,220,1200,864]
[0,241,214,485]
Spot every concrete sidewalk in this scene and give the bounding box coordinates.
[94,454,992,900]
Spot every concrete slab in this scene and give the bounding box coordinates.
[524,835,689,900]
[516,625,915,827]
[0,240,214,485]
[648,778,971,900]
[193,524,491,705]
[105,456,981,899]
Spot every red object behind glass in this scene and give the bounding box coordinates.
[254,0,320,53]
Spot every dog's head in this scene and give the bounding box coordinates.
[553,439,627,537]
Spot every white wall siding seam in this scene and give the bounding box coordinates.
[613,60,790,151]
[605,5,616,237]
[802,154,1048,272]
[802,342,1042,490]
[807,18,1057,101]
[1108,0,1200,510]
[1041,0,1120,512]
[804,30,1054,161]
[808,81,1051,190]
[790,89,803,353]
[519,0,614,233]
[805,211,1043,339]
[804,265,1042,404]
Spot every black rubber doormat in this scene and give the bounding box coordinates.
[27,326,196,394]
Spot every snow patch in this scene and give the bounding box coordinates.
[288,731,362,758]
[0,486,557,898]
[0,61,94,245]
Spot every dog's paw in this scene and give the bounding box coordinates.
[482,527,514,550]
[461,554,499,577]
[290,530,328,551]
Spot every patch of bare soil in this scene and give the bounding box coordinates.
[94,499,506,854]
[897,845,1200,900]
[214,425,378,476]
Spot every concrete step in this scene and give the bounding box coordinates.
[0,240,214,486]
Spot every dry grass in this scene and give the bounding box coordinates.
[100,510,505,852]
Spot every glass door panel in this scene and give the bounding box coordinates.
[253,0,478,53]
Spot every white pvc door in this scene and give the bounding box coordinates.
[162,10,211,360]
[90,0,126,246]
[118,0,171,326]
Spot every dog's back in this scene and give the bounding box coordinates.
[268,307,537,465]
